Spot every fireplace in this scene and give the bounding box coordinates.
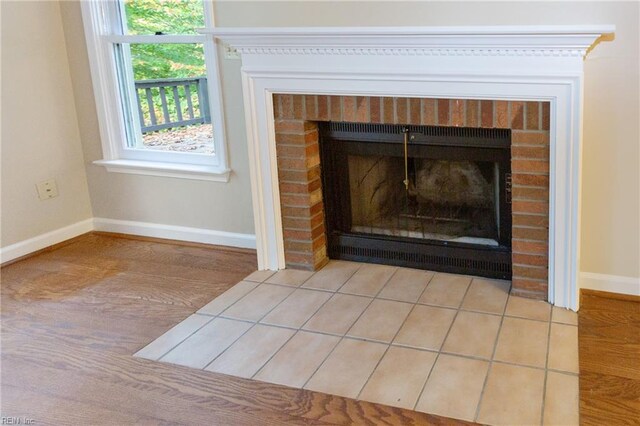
[321,122,512,279]
[271,94,550,295]
[205,25,614,309]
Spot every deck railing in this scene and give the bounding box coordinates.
[135,77,210,133]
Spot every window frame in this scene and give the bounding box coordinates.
[81,0,229,181]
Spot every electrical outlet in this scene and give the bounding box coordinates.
[36,179,59,200]
[223,43,240,60]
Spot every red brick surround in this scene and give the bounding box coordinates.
[273,94,550,300]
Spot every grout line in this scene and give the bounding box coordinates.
[297,263,362,331]
[343,267,404,400]
[150,278,273,358]
[152,315,217,361]
[216,266,324,322]
[355,270,437,402]
[354,322,404,401]
[412,275,475,412]
[201,320,258,371]
[249,327,299,381]
[213,277,273,320]
[217,285,296,323]
[472,288,510,423]
[300,335,344,391]
[201,275,316,371]
[200,272,320,371]
[343,266,401,338]
[331,262,366,294]
[540,308,554,425]
[303,265,397,393]
[354,269,432,400]
[289,264,365,391]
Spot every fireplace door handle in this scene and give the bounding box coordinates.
[403,128,410,191]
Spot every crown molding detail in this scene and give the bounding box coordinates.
[201,26,613,59]
[232,47,591,57]
[202,25,614,311]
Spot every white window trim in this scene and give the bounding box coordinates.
[81,0,230,182]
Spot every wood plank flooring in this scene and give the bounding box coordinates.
[1,233,467,425]
[578,290,640,425]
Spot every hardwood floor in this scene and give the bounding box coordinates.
[579,290,640,425]
[1,233,466,425]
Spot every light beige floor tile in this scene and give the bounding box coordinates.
[205,324,295,378]
[302,293,371,335]
[505,295,551,321]
[197,281,259,316]
[265,269,314,287]
[220,284,294,322]
[160,318,252,369]
[442,311,502,359]
[552,306,578,325]
[377,268,434,303]
[255,331,340,388]
[548,323,579,373]
[304,338,387,399]
[419,273,472,308]
[416,354,489,421]
[477,363,545,426]
[461,278,510,314]
[543,371,579,426]
[494,317,549,368]
[338,263,396,296]
[394,305,456,351]
[135,314,213,360]
[244,270,276,283]
[301,260,361,291]
[347,299,413,343]
[359,346,437,410]
[260,288,332,328]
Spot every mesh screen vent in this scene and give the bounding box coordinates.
[330,244,512,276]
[327,121,510,141]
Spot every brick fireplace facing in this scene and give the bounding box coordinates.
[273,94,550,300]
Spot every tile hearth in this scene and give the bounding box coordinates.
[136,261,579,425]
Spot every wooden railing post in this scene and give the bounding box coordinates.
[197,77,211,124]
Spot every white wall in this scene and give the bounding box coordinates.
[58,2,256,236]
[1,1,93,249]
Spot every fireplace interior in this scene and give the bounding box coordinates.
[321,122,512,279]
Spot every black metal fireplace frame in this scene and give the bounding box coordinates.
[319,122,513,279]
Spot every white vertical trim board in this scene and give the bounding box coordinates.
[0,218,95,264]
[92,218,256,249]
[580,272,640,297]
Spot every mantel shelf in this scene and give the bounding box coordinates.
[200,25,614,58]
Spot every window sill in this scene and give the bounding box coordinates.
[93,159,230,182]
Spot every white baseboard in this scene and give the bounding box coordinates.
[1,217,256,264]
[0,218,95,264]
[93,217,256,249]
[580,272,640,297]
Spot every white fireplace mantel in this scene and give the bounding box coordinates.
[202,26,614,310]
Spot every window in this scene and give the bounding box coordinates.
[81,0,229,181]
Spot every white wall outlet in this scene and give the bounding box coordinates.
[223,43,240,60]
[36,178,59,200]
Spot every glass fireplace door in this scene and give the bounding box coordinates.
[348,153,502,246]
[320,122,512,279]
